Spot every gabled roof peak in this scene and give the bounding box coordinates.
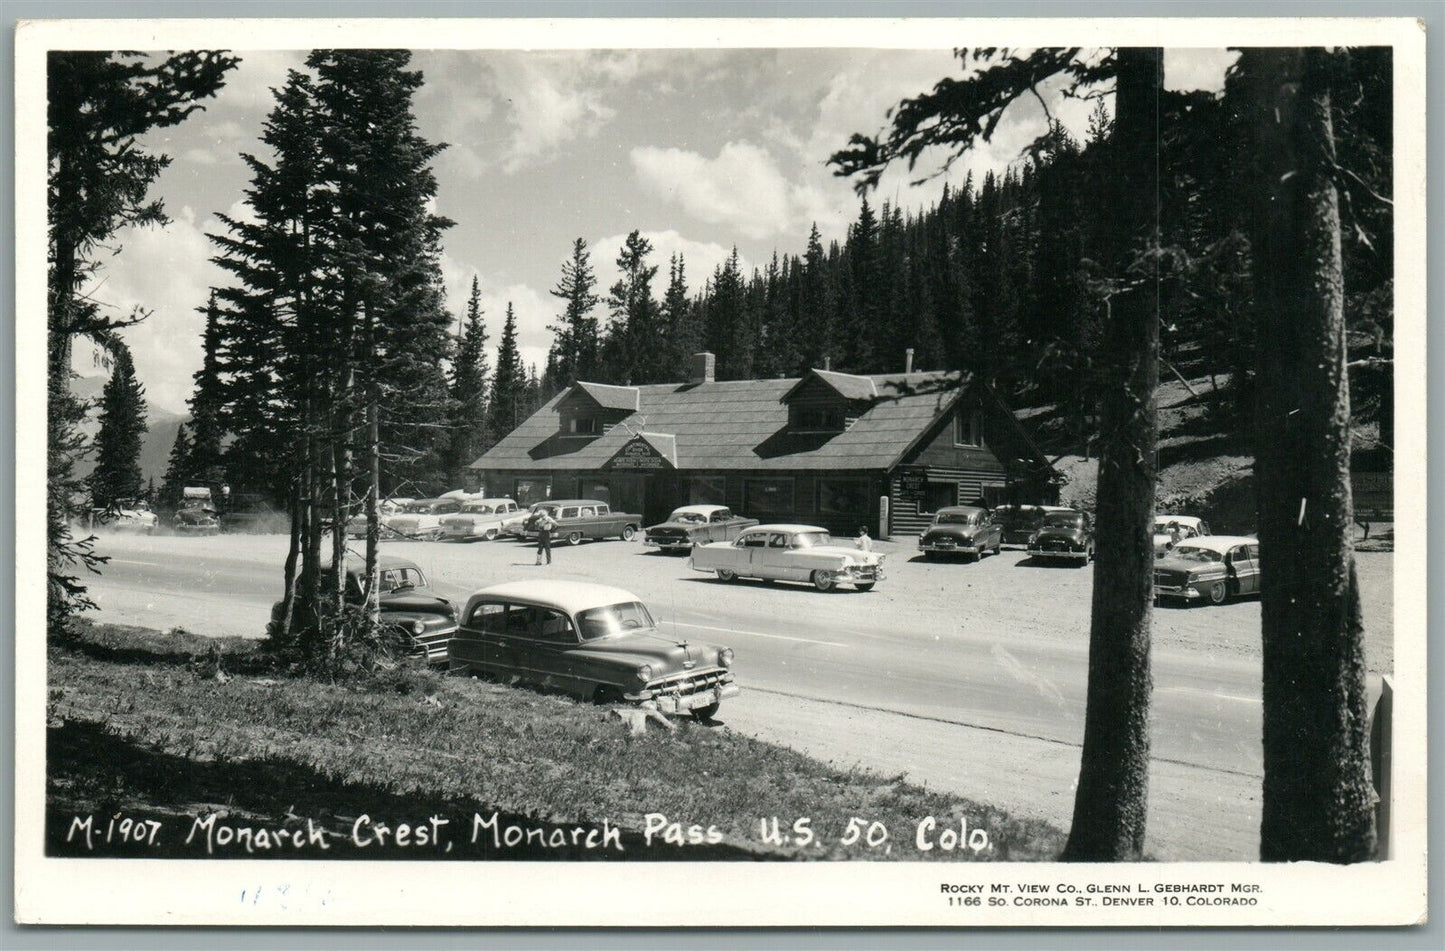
[566,381,640,412]
[780,367,878,404]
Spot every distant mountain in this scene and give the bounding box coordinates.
[69,373,188,487]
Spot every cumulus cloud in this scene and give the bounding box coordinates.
[631,141,805,241]
[1164,48,1238,93]
[439,252,554,377]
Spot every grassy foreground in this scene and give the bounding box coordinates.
[46,621,1065,861]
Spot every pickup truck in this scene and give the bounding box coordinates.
[520,499,643,544]
[644,504,758,552]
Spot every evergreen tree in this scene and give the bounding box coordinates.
[489,303,527,438]
[160,424,193,509]
[88,344,149,509]
[602,231,661,384]
[186,291,227,481]
[797,223,835,372]
[704,249,751,379]
[546,238,601,388]
[659,254,699,377]
[445,276,491,480]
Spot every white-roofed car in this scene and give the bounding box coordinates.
[1153,515,1212,554]
[644,504,759,553]
[387,498,464,541]
[439,497,526,541]
[690,524,886,592]
[448,581,738,720]
[91,500,158,533]
[346,497,416,539]
[1153,536,1261,605]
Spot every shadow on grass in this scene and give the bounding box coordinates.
[46,718,763,861]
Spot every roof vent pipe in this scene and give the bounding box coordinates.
[824,356,832,371]
[905,348,915,374]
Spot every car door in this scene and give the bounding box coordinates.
[760,532,800,581]
[711,509,738,543]
[735,531,770,576]
[1226,545,1260,596]
[575,505,598,538]
[455,600,512,676]
[514,606,582,694]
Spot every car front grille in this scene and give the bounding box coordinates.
[1154,569,1190,589]
[411,628,453,662]
[648,669,731,697]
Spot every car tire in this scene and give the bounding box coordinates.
[1208,581,1228,605]
[621,524,637,541]
[811,570,836,592]
[485,528,499,540]
[855,582,876,592]
[692,702,721,723]
[716,568,737,582]
[566,531,583,546]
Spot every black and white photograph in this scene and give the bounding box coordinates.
[13,15,1428,927]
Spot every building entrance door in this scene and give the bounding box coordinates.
[611,474,648,522]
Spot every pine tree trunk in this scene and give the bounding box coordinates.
[1062,47,1161,862]
[278,476,303,645]
[365,394,381,626]
[1243,47,1375,863]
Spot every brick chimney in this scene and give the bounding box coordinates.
[690,352,715,385]
[905,348,915,374]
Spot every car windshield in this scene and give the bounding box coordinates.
[402,502,434,514]
[1169,545,1221,563]
[791,531,831,549]
[1043,513,1086,529]
[936,512,977,525]
[577,601,656,640]
[669,510,708,524]
[461,503,493,514]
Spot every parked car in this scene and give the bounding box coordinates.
[1152,536,1261,605]
[1153,515,1212,554]
[345,498,417,539]
[448,580,738,719]
[174,503,221,536]
[265,555,458,664]
[691,524,885,592]
[222,493,284,534]
[1026,509,1095,564]
[92,501,158,533]
[519,499,642,544]
[440,498,526,541]
[387,498,465,541]
[918,505,1002,560]
[644,504,759,553]
[992,504,1074,548]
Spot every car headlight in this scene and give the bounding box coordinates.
[410,620,426,635]
[718,648,734,668]
[636,663,654,683]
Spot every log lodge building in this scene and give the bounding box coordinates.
[468,353,1058,537]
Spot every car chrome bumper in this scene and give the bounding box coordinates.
[1153,585,1202,600]
[919,542,975,552]
[644,538,691,549]
[1029,548,1088,560]
[635,682,740,714]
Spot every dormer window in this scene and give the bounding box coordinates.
[793,405,844,433]
[569,416,601,436]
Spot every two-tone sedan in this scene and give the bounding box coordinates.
[519,499,643,544]
[1153,536,1261,605]
[448,581,738,719]
[918,505,1002,560]
[644,504,759,553]
[690,524,885,592]
[439,498,526,541]
[388,498,464,540]
[1026,509,1095,565]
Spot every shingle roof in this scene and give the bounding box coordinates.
[779,368,879,402]
[470,371,968,473]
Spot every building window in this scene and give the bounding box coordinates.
[688,475,726,505]
[744,478,795,517]
[817,480,870,518]
[792,405,844,432]
[513,478,550,507]
[955,408,984,447]
[922,481,958,514]
[980,482,1008,508]
[581,480,611,504]
[567,416,601,436]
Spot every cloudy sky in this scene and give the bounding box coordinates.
[76,46,1235,414]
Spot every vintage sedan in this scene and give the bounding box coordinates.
[265,555,458,664]
[1026,509,1095,564]
[387,498,465,541]
[519,499,643,544]
[92,501,158,533]
[439,498,526,541]
[918,505,1002,560]
[1153,536,1261,605]
[992,504,1075,548]
[346,498,418,539]
[644,504,759,553]
[448,581,738,719]
[173,503,221,536]
[1153,515,1212,554]
[691,524,885,592]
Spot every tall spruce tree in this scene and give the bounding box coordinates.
[602,231,661,384]
[489,303,527,439]
[446,276,491,480]
[546,238,601,388]
[88,344,149,510]
[186,291,227,482]
[160,424,193,509]
[659,254,698,378]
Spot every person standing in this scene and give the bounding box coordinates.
[856,525,872,552]
[534,508,557,566]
